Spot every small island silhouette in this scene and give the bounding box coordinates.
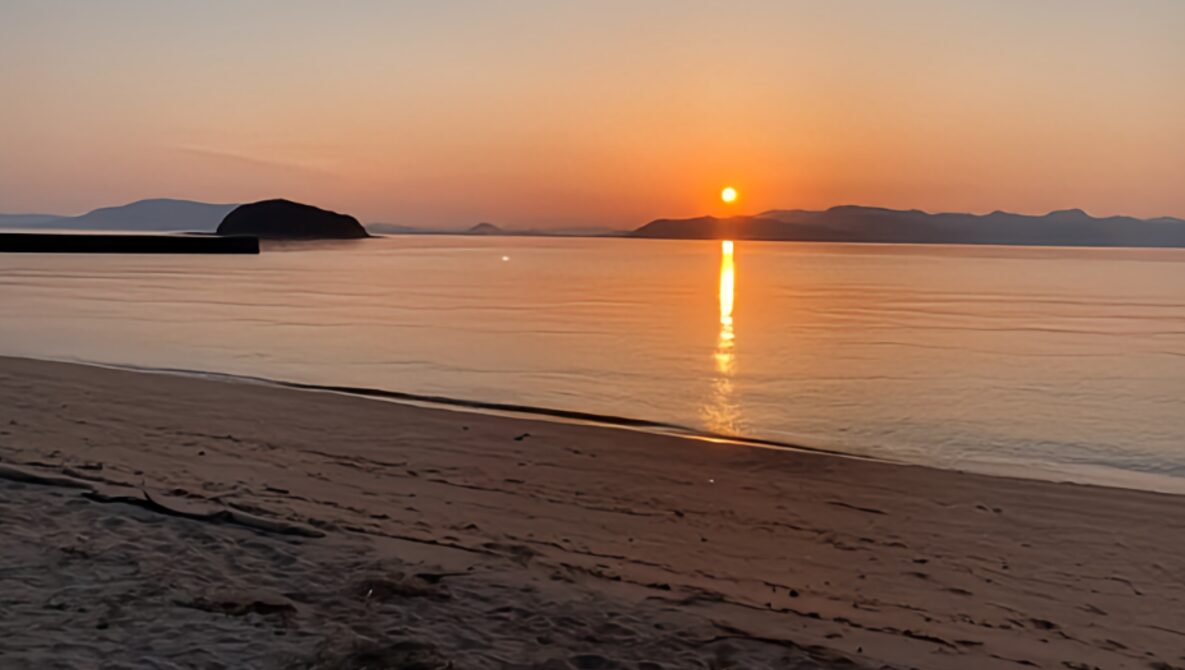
[217,199,369,240]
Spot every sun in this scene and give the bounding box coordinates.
[721,186,738,204]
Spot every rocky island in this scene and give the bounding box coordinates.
[217,199,369,240]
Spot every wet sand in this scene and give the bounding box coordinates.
[1,355,1183,669]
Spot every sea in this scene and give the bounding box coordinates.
[3,235,1184,492]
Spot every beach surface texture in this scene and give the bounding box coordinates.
[1,356,1182,669]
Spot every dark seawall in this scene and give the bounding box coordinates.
[0,233,259,254]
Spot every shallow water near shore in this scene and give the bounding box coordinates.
[3,236,1184,491]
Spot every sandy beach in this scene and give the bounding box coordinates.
[1,355,1183,669]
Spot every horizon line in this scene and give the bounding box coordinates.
[8,196,1185,230]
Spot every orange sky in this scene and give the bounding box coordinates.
[2,1,1184,228]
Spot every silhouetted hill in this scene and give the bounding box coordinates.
[465,222,503,235]
[217,199,369,239]
[632,206,1185,248]
[0,199,237,232]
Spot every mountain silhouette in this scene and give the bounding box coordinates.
[0,199,237,232]
[465,222,503,235]
[632,206,1185,248]
[217,199,369,239]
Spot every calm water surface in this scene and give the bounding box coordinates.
[3,236,1184,491]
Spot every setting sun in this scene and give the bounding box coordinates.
[721,187,738,204]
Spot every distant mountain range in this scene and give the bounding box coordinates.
[0,199,618,237]
[632,206,1185,248]
[8,199,1185,248]
[0,199,237,232]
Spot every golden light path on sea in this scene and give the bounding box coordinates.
[705,239,740,434]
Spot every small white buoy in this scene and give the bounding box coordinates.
[501,256,510,262]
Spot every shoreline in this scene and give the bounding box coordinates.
[3,354,1185,668]
[25,353,1185,497]
[95,359,878,457]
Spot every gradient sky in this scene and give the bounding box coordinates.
[3,1,1184,228]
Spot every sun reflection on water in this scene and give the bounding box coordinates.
[715,239,736,374]
[704,240,742,434]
